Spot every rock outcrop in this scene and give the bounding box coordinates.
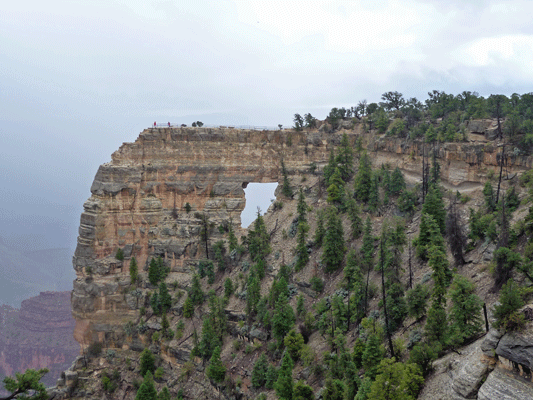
[71,125,532,350]
[0,291,78,389]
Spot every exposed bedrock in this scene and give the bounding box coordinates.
[72,125,532,348]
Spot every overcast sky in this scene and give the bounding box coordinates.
[2,0,533,251]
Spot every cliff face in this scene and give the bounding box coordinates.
[0,291,78,389]
[71,125,530,348]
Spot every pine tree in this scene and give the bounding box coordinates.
[265,364,278,389]
[295,188,309,271]
[281,159,293,198]
[159,282,171,314]
[157,387,171,400]
[368,172,380,212]
[362,333,384,379]
[248,211,271,263]
[140,348,155,377]
[321,206,345,272]
[346,197,362,239]
[361,217,374,314]
[449,275,483,345]
[446,200,466,267]
[314,209,325,247]
[275,352,294,400]
[183,295,194,318]
[148,257,161,286]
[327,168,345,205]
[135,371,157,400]
[246,272,261,316]
[335,133,354,182]
[424,296,448,345]
[422,184,446,234]
[406,284,429,320]
[324,148,337,186]
[130,257,139,284]
[483,181,495,211]
[354,151,372,203]
[389,167,406,195]
[251,353,268,388]
[272,293,296,342]
[206,346,226,383]
[494,279,524,330]
[189,274,204,305]
[369,359,424,400]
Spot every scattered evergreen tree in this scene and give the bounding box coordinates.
[494,279,524,331]
[224,278,234,298]
[148,257,169,286]
[322,206,345,272]
[296,294,306,317]
[157,387,171,400]
[335,133,354,182]
[228,218,238,252]
[150,292,161,315]
[446,200,466,267]
[275,352,294,400]
[251,353,268,388]
[354,151,372,203]
[389,167,406,195]
[140,348,156,377]
[265,364,279,390]
[295,188,309,271]
[494,247,522,290]
[293,380,314,400]
[272,293,296,342]
[406,284,429,320]
[189,274,204,305]
[323,378,345,400]
[198,316,219,359]
[369,358,424,400]
[422,184,446,234]
[130,257,139,284]
[449,275,483,345]
[284,329,304,361]
[195,213,214,259]
[281,159,293,198]
[183,295,194,318]
[135,371,157,400]
[248,210,271,264]
[483,181,495,211]
[346,197,362,239]
[116,247,124,261]
[408,343,438,377]
[314,209,326,247]
[246,271,261,316]
[213,240,226,272]
[159,282,171,314]
[368,172,380,212]
[1,368,49,400]
[424,295,448,345]
[327,168,345,205]
[206,346,226,383]
[323,148,337,186]
[362,333,384,379]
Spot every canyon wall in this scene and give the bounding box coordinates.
[0,291,78,389]
[71,125,531,349]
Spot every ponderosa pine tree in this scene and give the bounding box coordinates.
[275,352,294,400]
[183,295,194,318]
[362,333,384,379]
[281,159,293,198]
[295,188,309,271]
[157,387,171,400]
[323,148,337,186]
[206,346,226,383]
[135,371,157,400]
[130,257,139,284]
[140,348,155,377]
[272,293,295,342]
[406,283,429,320]
[327,168,345,206]
[389,167,406,196]
[335,133,354,182]
[251,353,268,388]
[449,275,483,345]
[314,209,325,247]
[354,151,372,203]
[189,274,204,305]
[369,358,424,400]
[322,206,345,272]
[248,210,271,264]
[422,183,446,234]
[494,279,524,331]
[368,173,380,212]
[159,282,171,314]
[346,196,362,239]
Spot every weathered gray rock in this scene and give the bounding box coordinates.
[481,328,504,357]
[146,321,162,331]
[451,354,490,399]
[496,327,533,370]
[478,368,533,400]
[250,328,268,341]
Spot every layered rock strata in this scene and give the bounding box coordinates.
[0,291,78,389]
[72,125,531,349]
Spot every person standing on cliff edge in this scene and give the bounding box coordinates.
[154,121,156,128]
[168,122,170,127]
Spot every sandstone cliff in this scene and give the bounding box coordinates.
[66,123,533,399]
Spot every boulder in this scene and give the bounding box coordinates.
[451,353,490,399]
[478,368,533,400]
[496,326,533,370]
[481,328,504,357]
[249,328,268,341]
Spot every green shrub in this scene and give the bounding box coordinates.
[116,248,124,261]
[310,276,324,293]
[87,342,103,358]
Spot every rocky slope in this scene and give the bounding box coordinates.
[0,291,79,390]
[61,122,533,399]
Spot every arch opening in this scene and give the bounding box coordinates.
[241,182,278,228]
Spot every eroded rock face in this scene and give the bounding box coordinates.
[72,125,531,349]
[478,368,533,400]
[0,292,78,389]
